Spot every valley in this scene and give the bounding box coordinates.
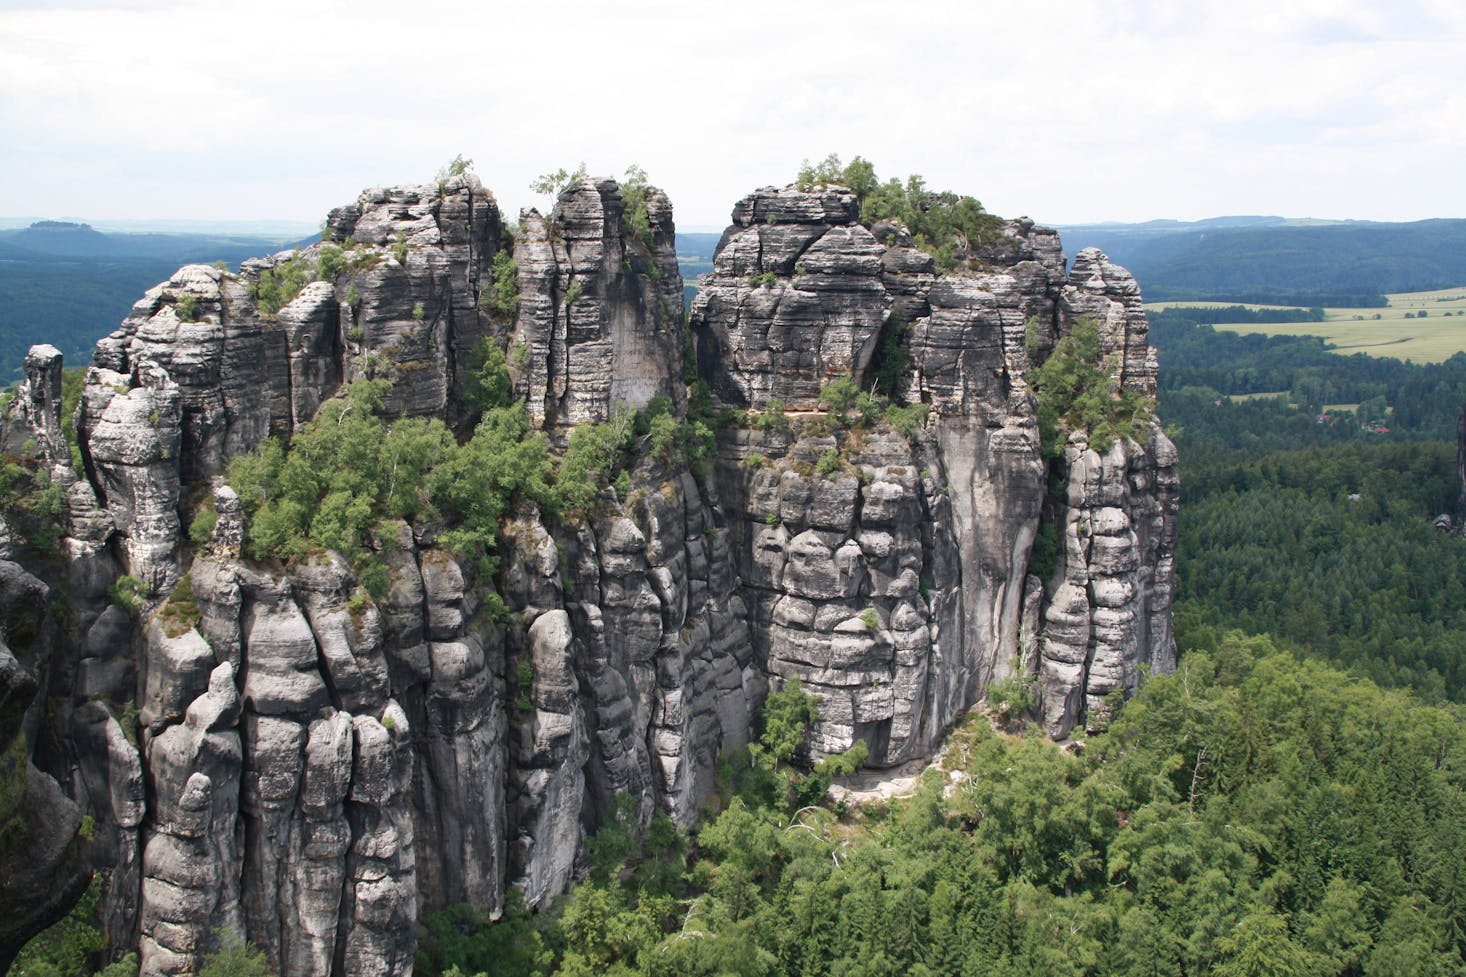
[1151,286,1466,362]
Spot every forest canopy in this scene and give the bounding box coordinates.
[409,630,1466,977]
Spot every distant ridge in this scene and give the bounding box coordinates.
[0,222,311,378]
[4,220,118,258]
[1056,217,1466,302]
[0,215,319,235]
[1060,215,1289,233]
[0,220,304,261]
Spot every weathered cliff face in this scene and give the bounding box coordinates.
[512,179,686,431]
[693,187,888,409]
[77,175,501,595]
[0,558,93,974]
[1038,251,1177,732]
[0,174,1174,976]
[692,186,1176,746]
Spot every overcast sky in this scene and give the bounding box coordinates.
[2,0,1463,231]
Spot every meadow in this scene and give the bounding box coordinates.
[1147,286,1466,362]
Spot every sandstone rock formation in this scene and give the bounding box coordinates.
[693,187,1176,747]
[0,172,1174,976]
[78,175,503,593]
[0,560,92,973]
[512,179,685,431]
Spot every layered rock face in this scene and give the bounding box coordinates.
[693,186,1177,748]
[0,175,1174,976]
[78,176,502,594]
[513,179,686,430]
[0,559,93,973]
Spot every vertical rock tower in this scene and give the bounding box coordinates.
[692,183,1176,751]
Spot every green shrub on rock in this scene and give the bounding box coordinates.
[1029,319,1155,457]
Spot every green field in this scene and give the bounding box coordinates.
[1221,392,1364,416]
[1226,390,1288,402]
[1147,286,1466,362]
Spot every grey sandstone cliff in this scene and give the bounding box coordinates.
[692,185,1176,749]
[0,174,1174,976]
[512,179,685,431]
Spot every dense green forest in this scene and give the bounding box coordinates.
[1151,314,1466,433]
[1148,308,1466,703]
[1162,306,1327,326]
[1178,442,1466,700]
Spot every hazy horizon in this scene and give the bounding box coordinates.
[3,211,1462,241]
[4,0,1464,231]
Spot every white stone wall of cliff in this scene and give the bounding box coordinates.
[691,186,888,410]
[1037,428,1179,737]
[0,170,1178,977]
[0,344,142,963]
[1032,251,1178,738]
[0,558,96,972]
[714,424,952,765]
[559,465,751,826]
[23,171,745,976]
[121,456,749,977]
[0,176,497,976]
[75,177,500,594]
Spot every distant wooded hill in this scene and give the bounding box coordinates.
[0,222,308,379]
[1058,217,1466,303]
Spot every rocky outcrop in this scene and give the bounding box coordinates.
[0,560,92,974]
[0,344,70,467]
[511,179,685,431]
[78,176,503,592]
[692,186,887,409]
[1062,248,1159,397]
[716,427,944,763]
[1033,253,1178,733]
[1036,431,1178,733]
[0,173,1174,974]
[694,186,1176,743]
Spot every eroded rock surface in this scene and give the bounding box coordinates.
[695,186,1175,742]
[0,175,1174,975]
[512,178,686,431]
[79,176,503,592]
[0,561,91,974]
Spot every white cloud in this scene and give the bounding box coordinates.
[0,0,1462,227]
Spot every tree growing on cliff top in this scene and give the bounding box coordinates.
[435,155,474,184]
[224,356,556,599]
[795,154,1004,272]
[529,163,588,198]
